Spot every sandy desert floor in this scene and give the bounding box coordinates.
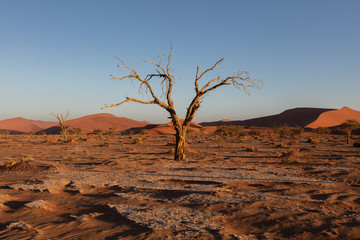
[0,131,359,239]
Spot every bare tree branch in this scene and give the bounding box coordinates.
[195,66,200,94]
[101,97,156,110]
[196,58,224,82]
[110,59,171,110]
[199,69,261,96]
[138,46,175,108]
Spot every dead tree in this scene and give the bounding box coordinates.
[51,112,69,141]
[342,119,360,144]
[103,47,261,160]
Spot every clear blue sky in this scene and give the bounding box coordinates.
[1,0,359,123]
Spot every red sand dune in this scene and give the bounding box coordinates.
[200,107,335,128]
[63,113,150,133]
[0,117,57,133]
[306,107,360,128]
[0,114,150,135]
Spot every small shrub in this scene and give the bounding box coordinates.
[278,149,301,158]
[92,129,103,135]
[47,138,60,144]
[139,129,149,135]
[237,135,249,141]
[278,149,301,164]
[245,146,258,152]
[306,138,319,144]
[71,128,83,137]
[291,127,305,139]
[315,127,331,135]
[66,139,78,144]
[98,142,110,147]
[106,127,118,137]
[5,160,17,168]
[281,157,299,164]
[21,156,33,162]
[133,138,143,144]
[165,141,176,146]
[277,143,289,148]
[320,159,331,166]
[0,130,10,137]
[83,136,94,142]
[275,126,291,139]
[63,155,73,161]
[341,119,360,144]
[249,128,261,136]
[214,126,245,141]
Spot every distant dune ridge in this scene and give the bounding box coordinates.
[200,107,336,128]
[0,113,149,134]
[1,107,360,134]
[64,113,150,133]
[201,107,360,129]
[0,117,57,133]
[40,113,150,134]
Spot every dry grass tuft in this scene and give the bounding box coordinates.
[47,138,61,144]
[306,138,319,144]
[278,149,302,158]
[133,138,143,144]
[277,149,302,164]
[21,156,33,162]
[277,143,290,148]
[5,160,17,168]
[245,146,258,152]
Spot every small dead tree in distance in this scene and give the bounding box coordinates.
[342,119,360,144]
[51,112,69,142]
[103,46,261,160]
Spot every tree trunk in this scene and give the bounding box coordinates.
[174,129,186,161]
[346,133,350,144]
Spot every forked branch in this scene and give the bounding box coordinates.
[102,97,157,109]
[184,59,262,126]
[103,52,176,112]
[198,62,261,97]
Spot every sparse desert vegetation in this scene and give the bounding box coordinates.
[0,126,359,239]
[2,1,359,239]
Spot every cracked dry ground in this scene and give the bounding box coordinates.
[0,133,359,239]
